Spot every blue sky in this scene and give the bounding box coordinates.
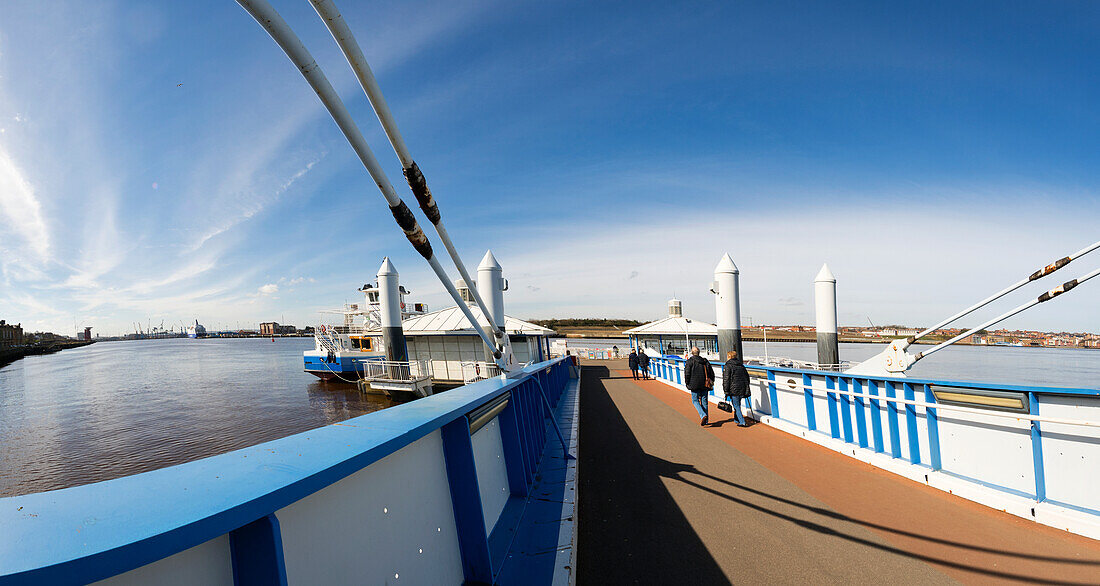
[1,0,1099,336]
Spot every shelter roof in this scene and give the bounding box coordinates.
[401,305,555,336]
[622,316,717,336]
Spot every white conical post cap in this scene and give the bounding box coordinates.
[479,250,501,271]
[714,253,739,275]
[377,256,398,277]
[815,263,836,283]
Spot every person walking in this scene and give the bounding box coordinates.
[638,349,650,380]
[684,347,715,426]
[628,348,639,379]
[722,350,751,427]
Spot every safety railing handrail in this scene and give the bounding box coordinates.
[0,357,570,583]
[654,355,1100,397]
[755,375,1100,429]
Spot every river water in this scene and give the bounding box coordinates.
[0,338,393,497]
[2,337,1097,497]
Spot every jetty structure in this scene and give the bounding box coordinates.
[623,298,719,358]
[5,3,1100,585]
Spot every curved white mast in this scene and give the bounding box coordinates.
[234,0,504,365]
[307,0,513,367]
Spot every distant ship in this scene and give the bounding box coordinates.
[186,320,207,339]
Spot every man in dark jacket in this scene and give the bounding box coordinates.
[628,349,639,379]
[683,347,715,425]
[722,350,751,427]
[638,349,650,379]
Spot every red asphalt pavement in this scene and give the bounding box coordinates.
[576,359,1100,585]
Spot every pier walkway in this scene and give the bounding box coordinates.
[576,359,1100,585]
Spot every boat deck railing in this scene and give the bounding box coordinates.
[648,355,1100,539]
[0,357,575,585]
[363,358,431,382]
[461,361,503,384]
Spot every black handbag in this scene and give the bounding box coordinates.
[717,401,733,413]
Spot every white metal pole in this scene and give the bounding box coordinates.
[377,257,407,363]
[233,0,502,361]
[814,263,839,369]
[714,253,742,360]
[308,0,507,345]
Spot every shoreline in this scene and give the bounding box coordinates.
[0,340,97,369]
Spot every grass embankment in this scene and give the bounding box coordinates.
[0,340,96,369]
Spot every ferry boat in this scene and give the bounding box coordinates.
[303,280,427,380]
[185,320,207,339]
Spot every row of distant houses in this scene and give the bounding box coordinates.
[969,330,1100,348]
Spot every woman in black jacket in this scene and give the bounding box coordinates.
[721,350,751,427]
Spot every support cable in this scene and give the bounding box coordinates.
[910,239,1100,344]
[234,0,500,358]
[309,0,508,347]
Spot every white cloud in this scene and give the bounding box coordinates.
[258,283,279,295]
[0,147,49,261]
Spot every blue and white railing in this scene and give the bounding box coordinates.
[649,356,1100,540]
[0,357,576,585]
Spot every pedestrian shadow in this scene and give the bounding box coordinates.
[644,453,1100,584]
[578,365,732,585]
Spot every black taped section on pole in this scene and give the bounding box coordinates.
[1038,279,1078,302]
[1029,256,1071,281]
[389,201,432,259]
[403,162,441,225]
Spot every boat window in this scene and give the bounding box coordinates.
[930,387,1030,413]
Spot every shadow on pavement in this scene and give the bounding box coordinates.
[577,364,731,585]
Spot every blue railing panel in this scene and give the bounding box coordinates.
[852,379,869,449]
[838,377,854,443]
[902,383,922,465]
[802,374,817,432]
[229,514,288,586]
[825,376,840,439]
[883,381,903,458]
[1029,392,1047,502]
[867,380,885,454]
[924,385,942,471]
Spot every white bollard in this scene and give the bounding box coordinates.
[815,263,839,369]
[714,253,742,361]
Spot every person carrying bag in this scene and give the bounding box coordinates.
[684,347,715,426]
[721,350,751,427]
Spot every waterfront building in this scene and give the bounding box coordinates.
[623,299,718,357]
[0,320,23,348]
[260,322,296,335]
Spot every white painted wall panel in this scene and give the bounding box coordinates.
[938,411,1034,495]
[93,535,233,586]
[749,376,772,415]
[276,431,464,586]
[1035,395,1100,510]
[810,376,830,432]
[471,417,511,533]
[773,373,807,427]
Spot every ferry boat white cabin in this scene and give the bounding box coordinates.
[402,284,555,383]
